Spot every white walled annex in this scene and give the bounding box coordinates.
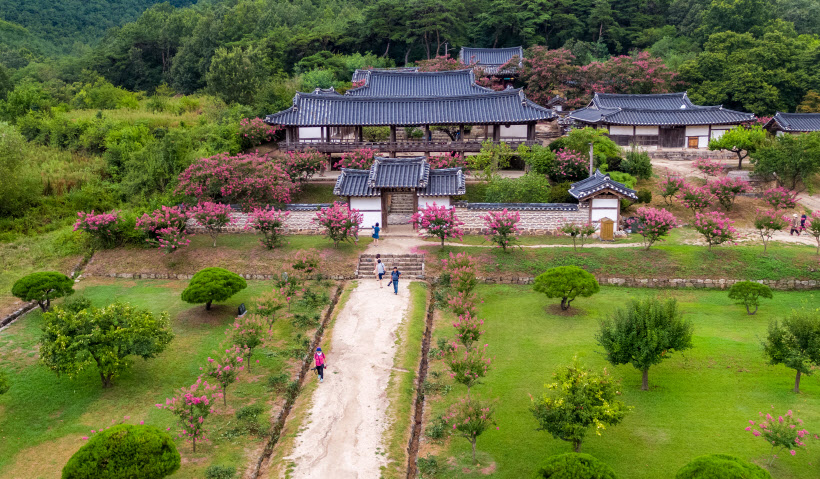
[350,197,382,229]
[590,198,619,224]
[418,196,450,209]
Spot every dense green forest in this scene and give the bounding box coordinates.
[2,0,820,241]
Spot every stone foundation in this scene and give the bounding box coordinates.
[463,276,818,290]
[455,205,590,235]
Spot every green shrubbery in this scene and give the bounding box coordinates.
[534,453,618,479]
[483,174,552,203]
[675,454,772,479]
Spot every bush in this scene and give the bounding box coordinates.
[534,453,618,479]
[267,372,290,393]
[518,144,555,175]
[675,454,772,479]
[12,271,75,312]
[548,148,589,182]
[607,171,637,189]
[61,424,180,479]
[636,189,652,204]
[622,149,652,179]
[548,181,576,203]
[363,126,390,142]
[533,266,600,310]
[181,267,248,310]
[728,281,773,315]
[483,174,552,203]
[417,454,439,478]
[204,465,236,479]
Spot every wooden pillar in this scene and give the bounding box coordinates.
[527,123,535,141]
[632,125,637,145]
[357,126,363,142]
[459,124,465,142]
[425,125,431,142]
[492,124,500,142]
[294,127,299,142]
[285,127,292,148]
[325,126,331,143]
[389,125,397,157]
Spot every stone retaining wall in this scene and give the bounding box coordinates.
[466,276,818,290]
[455,205,590,235]
[84,272,357,281]
[186,210,323,235]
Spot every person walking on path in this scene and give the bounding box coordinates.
[374,258,386,288]
[388,266,401,295]
[372,222,380,245]
[790,214,801,236]
[314,347,326,383]
[801,214,808,232]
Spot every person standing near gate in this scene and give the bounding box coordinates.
[372,222,380,245]
[314,347,326,383]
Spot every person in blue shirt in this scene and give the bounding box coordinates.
[372,222,380,245]
[389,267,401,295]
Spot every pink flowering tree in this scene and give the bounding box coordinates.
[548,148,589,182]
[74,210,122,249]
[693,158,725,178]
[442,252,478,294]
[442,396,497,465]
[453,313,485,350]
[444,342,492,396]
[313,201,363,247]
[516,47,578,106]
[203,345,246,406]
[482,209,521,251]
[228,314,269,372]
[283,150,328,183]
[136,206,190,254]
[239,118,280,149]
[658,172,685,205]
[412,203,464,246]
[753,209,789,252]
[678,184,714,215]
[708,177,750,211]
[334,148,380,169]
[628,207,677,250]
[427,153,467,169]
[447,291,479,317]
[156,378,220,452]
[576,52,678,104]
[187,202,235,247]
[247,208,290,249]
[560,222,597,251]
[176,153,295,210]
[693,211,736,251]
[805,210,820,254]
[762,187,798,210]
[746,410,810,465]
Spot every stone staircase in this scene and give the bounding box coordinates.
[356,253,425,279]
[388,192,416,225]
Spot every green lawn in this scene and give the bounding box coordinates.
[291,183,337,204]
[422,286,820,479]
[0,278,333,478]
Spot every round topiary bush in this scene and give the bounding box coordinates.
[534,453,617,479]
[675,454,772,479]
[62,424,180,479]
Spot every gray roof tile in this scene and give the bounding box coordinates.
[346,69,493,97]
[459,202,578,211]
[266,89,555,126]
[351,67,419,83]
[333,169,378,197]
[333,158,464,197]
[569,106,754,126]
[459,46,523,72]
[568,169,638,200]
[764,112,820,132]
[590,92,699,110]
[369,157,430,188]
[420,168,466,196]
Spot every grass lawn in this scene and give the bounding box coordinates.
[420,285,820,479]
[291,183,337,204]
[0,277,336,478]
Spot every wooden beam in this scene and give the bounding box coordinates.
[425,125,431,142]
[492,124,500,142]
[357,126,363,142]
[527,122,536,141]
[459,124,465,142]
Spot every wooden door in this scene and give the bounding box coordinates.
[687,137,699,148]
[659,126,685,148]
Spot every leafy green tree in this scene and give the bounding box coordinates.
[533,266,600,311]
[62,424,180,479]
[40,302,174,388]
[0,121,41,215]
[181,267,247,311]
[0,64,11,101]
[518,144,555,175]
[534,453,618,479]
[700,0,773,37]
[708,125,766,169]
[751,132,820,191]
[727,281,773,315]
[597,298,694,390]
[206,45,270,105]
[557,127,621,164]
[469,140,515,179]
[762,307,820,393]
[531,361,630,452]
[675,454,772,479]
[12,272,75,312]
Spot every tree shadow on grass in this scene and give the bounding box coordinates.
[544,303,586,317]
[177,304,236,328]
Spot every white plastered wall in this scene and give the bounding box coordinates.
[418,196,450,209]
[609,125,632,135]
[636,126,659,135]
[500,124,528,138]
[350,197,381,229]
[590,198,619,224]
[298,127,322,139]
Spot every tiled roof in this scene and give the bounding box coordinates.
[351,67,419,83]
[265,89,555,126]
[284,203,333,211]
[346,69,493,97]
[764,112,820,132]
[307,87,341,95]
[459,46,523,71]
[369,157,430,188]
[419,168,466,196]
[457,202,578,211]
[333,169,378,197]
[568,106,755,126]
[568,169,638,200]
[590,92,699,110]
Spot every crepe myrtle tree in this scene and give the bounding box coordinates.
[762,307,820,393]
[533,266,600,311]
[728,281,773,315]
[481,209,521,251]
[753,209,789,253]
[693,211,736,251]
[597,298,693,391]
[313,201,363,247]
[627,207,677,250]
[187,201,235,247]
[181,267,247,311]
[805,211,820,254]
[11,271,74,312]
[412,203,465,246]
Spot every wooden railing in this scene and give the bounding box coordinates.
[281,138,538,153]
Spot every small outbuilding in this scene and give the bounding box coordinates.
[763,112,820,135]
[333,157,466,230]
[568,169,638,230]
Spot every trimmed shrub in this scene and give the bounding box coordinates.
[204,465,236,479]
[728,281,773,315]
[12,271,75,312]
[636,189,652,204]
[483,174,552,203]
[181,267,248,310]
[607,172,636,190]
[534,453,617,479]
[675,454,772,479]
[548,181,576,204]
[61,424,180,479]
[533,266,600,310]
[622,149,652,179]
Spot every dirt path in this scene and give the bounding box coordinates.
[284,278,411,478]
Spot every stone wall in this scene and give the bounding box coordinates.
[186,210,324,235]
[456,205,590,235]
[461,276,818,290]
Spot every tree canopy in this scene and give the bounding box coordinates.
[11,271,74,312]
[180,267,248,310]
[762,307,820,393]
[533,266,600,311]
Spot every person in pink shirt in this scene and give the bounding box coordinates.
[314,347,326,383]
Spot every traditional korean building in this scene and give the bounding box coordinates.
[568,169,637,229]
[459,46,523,76]
[763,112,820,135]
[568,92,755,149]
[265,70,555,154]
[333,156,465,229]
